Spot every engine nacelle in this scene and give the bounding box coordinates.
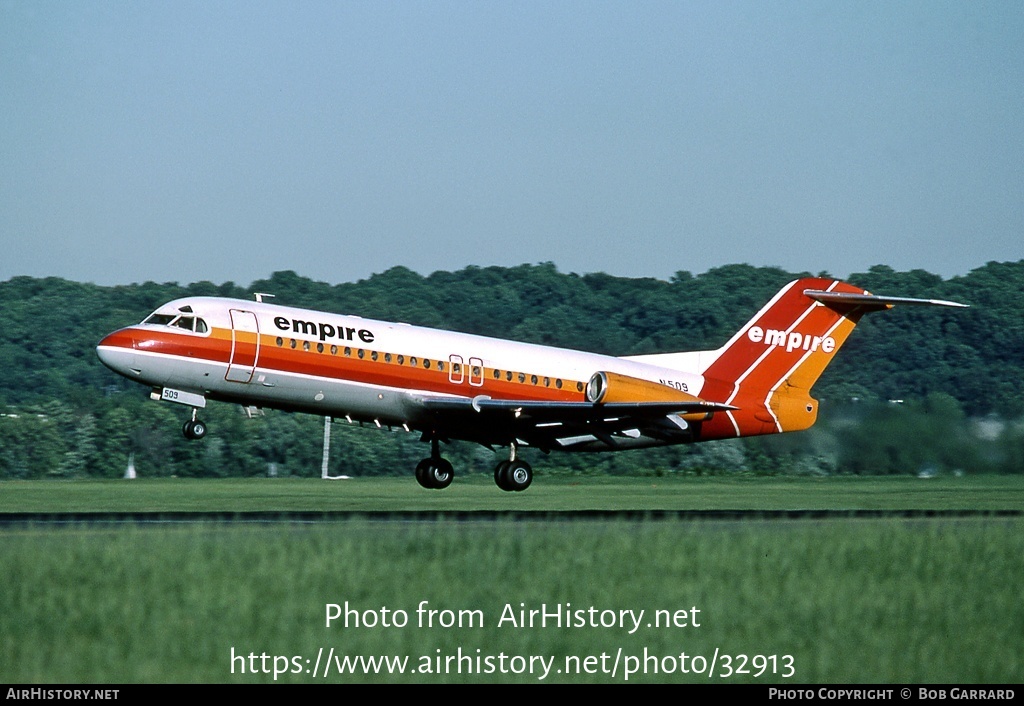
[586,371,718,421]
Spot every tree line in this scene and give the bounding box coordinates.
[1,261,1022,479]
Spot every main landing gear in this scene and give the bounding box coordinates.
[415,438,454,489]
[182,409,207,440]
[494,445,532,492]
[414,439,533,491]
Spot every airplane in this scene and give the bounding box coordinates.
[96,276,966,491]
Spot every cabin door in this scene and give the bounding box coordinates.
[226,309,261,383]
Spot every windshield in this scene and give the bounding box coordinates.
[143,313,176,326]
[142,311,209,334]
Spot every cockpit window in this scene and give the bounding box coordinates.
[142,311,210,335]
[144,313,176,326]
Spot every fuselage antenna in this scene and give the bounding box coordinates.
[254,293,276,303]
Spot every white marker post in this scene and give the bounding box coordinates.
[321,416,331,478]
[322,417,350,480]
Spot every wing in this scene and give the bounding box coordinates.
[406,394,737,451]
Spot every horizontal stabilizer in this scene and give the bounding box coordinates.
[803,289,968,309]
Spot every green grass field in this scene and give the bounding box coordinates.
[1,476,1021,684]
[1,474,1022,513]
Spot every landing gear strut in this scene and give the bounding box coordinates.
[182,408,207,440]
[494,444,532,492]
[415,437,454,489]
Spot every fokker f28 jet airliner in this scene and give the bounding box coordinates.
[96,277,966,491]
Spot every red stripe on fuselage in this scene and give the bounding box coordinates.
[108,326,587,403]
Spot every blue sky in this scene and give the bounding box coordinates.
[2,1,1021,286]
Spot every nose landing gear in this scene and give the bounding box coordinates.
[182,409,207,440]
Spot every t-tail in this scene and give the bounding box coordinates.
[690,277,967,441]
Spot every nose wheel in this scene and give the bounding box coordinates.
[183,419,207,440]
[182,409,207,440]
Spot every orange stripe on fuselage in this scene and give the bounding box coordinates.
[112,326,587,403]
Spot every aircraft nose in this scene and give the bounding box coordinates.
[96,329,141,377]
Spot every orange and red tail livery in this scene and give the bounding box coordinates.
[695,277,965,441]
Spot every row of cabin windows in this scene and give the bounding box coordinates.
[273,336,583,392]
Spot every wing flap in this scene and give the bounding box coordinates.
[408,394,736,450]
[414,394,736,421]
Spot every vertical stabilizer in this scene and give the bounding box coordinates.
[696,277,961,439]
